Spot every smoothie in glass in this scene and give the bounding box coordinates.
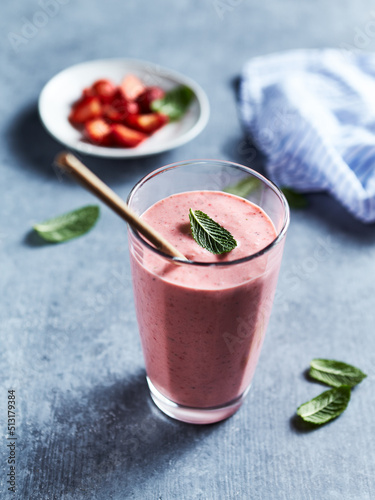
[127,161,289,424]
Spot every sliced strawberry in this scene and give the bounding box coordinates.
[126,113,169,134]
[69,96,102,125]
[103,91,139,122]
[103,105,124,123]
[111,123,147,148]
[84,118,112,146]
[136,86,165,113]
[82,87,96,98]
[91,79,117,103]
[120,74,146,101]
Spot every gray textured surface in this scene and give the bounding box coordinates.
[1,1,375,499]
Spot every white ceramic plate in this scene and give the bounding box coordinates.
[38,59,210,158]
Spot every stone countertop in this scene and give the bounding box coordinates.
[1,1,375,499]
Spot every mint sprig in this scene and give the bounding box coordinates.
[297,386,351,425]
[189,209,237,255]
[296,358,367,427]
[151,85,194,121]
[309,359,367,388]
[33,205,100,243]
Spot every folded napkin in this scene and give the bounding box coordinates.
[239,48,375,223]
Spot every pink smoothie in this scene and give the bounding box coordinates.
[129,190,283,408]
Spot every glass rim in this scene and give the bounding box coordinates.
[127,159,290,267]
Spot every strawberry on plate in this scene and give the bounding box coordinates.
[84,118,112,146]
[103,90,139,122]
[69,96,102,125]
[82,87,96,98]
[91,79,117,103]
[111,123,147,148]
[102,105,123,123]
[126,113,169,134]
[136,86,165,113]
[120,74,146,101]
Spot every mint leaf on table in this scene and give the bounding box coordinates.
[189,209,237,255]
[309,359,367,388]
[223,177,260,198]
[281,187,308,209]
[297,385,351,425]
[151,85,195,121]
[33,205,100,243]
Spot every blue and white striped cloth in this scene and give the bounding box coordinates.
[239,49,375,223]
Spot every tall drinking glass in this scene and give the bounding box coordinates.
[127,160,289,424]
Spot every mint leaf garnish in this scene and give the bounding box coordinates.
[297,385,351,425]
[189,209,237,255]
[281,187,308,209]
[151,85,194,121]
[33,205,100,243]
[309,359,367,388]
[223,177,260,198]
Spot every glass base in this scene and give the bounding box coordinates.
[147,377,251,425]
